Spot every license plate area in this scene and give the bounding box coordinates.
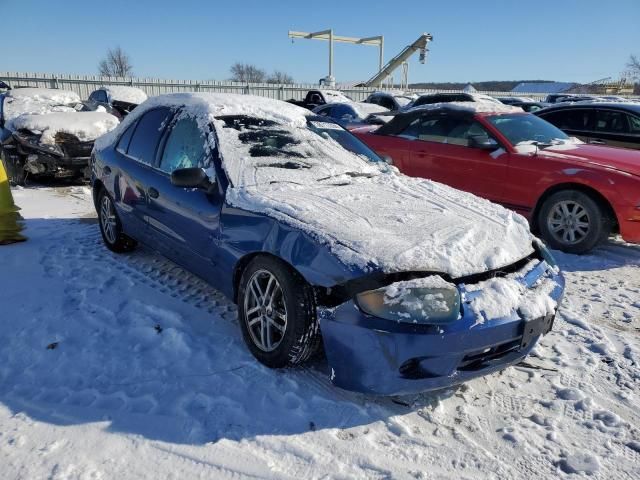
[520,314,554,350]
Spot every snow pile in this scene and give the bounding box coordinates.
[1,186,639,479]
[465,260,559,321]
[11,111,120,144]
[6,87,80,104]
[3,88,81,125]
[102,86,148,104]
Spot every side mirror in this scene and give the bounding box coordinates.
[469,135,499,150]
[170,167,213,190]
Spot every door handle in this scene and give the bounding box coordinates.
[148,187,159,199]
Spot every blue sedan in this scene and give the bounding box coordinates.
[91,93,564,395]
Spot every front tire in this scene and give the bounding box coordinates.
[538,190,611,254]
[97,189,136,253]
[238,256,321,368]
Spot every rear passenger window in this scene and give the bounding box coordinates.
[596,110,629,134]
[629,115,640,133]
[541,109,591,131]
[127,107,174,164]
[116,121,137,154]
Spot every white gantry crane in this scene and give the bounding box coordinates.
[364,33,433,88]
[288,30,433,88]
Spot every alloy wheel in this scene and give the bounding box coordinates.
[100,195,118,245]
[547,200,591,245]
[243,269,288,352]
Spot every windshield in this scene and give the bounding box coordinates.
[486,113,570,146]
[215,115,384,188]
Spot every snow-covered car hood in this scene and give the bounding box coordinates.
[10,111,120,145]
[227,172,535,278]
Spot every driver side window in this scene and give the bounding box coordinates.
[159,116,208,174]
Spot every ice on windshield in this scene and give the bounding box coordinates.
[214,116,382,188]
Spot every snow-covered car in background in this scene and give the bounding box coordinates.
[408,92,503,109]
[0,87,119,184]
[287,89,353,110]
[85,85,148,120]
[363,91,417,111]
[91,92,564,395]
[312,101,389,129]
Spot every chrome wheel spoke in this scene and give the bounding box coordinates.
[547,200,591,245]
[100,196,117,244]
[243,270,287,352]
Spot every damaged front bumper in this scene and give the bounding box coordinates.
[319,260,565,396]
[11,132,93,178]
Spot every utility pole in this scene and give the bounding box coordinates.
[288,29,384,86]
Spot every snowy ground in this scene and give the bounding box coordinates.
[0,185,639,480]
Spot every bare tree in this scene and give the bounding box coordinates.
[230,63,266,83]
[267,70,294,84]
[99,47,133,77]
[627,54,640,79]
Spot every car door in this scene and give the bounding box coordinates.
[399,114,507,202]
[143,112,224,279]
[111,106,175,241]
[591,109,639,149]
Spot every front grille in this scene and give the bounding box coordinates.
[457,340,521,372]
[62,140,93,158]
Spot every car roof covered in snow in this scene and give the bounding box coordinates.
[99,85,148,105]
[95,92,313,150]
[7,87,80,103]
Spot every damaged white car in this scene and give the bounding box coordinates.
[0,87,119,184]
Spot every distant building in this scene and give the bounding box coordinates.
[511,82,578,94]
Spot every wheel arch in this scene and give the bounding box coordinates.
[531,182,619,233]
[232,252,307,304]
[92,178,105,210]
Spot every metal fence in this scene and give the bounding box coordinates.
[0,71,577,102]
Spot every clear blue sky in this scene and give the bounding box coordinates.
[2,0,638,84]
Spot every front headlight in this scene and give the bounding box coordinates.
[356,276,461,324]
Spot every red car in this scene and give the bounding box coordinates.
[353,104,640,253]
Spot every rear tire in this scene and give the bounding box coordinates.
[238,256,321,368]
[537,190,611,254]
[97,189,137,253]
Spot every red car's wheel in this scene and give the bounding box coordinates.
[538,190,612,254]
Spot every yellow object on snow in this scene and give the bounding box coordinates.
[0,158,27,245]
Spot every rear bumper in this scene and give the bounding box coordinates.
[319,269,565,396]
